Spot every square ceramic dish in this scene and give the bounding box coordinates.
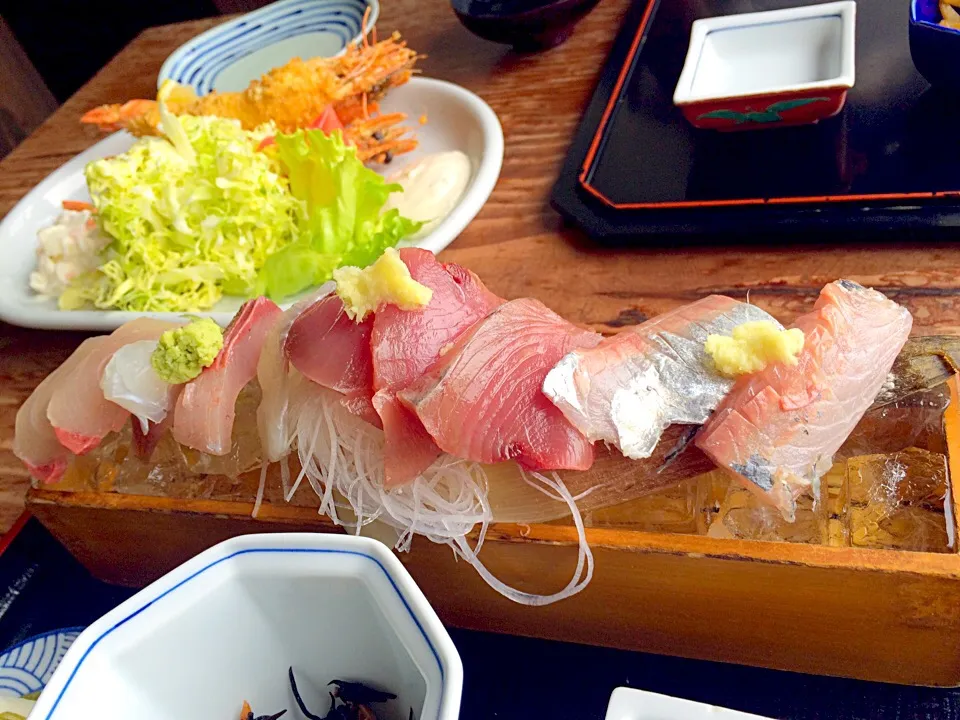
[27,533,463,720]
[673,1,856,131]
[909,0,960,88]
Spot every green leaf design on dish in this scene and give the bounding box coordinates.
[697,109,745,121]
[697,97,832,125]
[766,97,830,113]
[743,111,781,123]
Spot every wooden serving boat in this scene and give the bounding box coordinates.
[23,344,960,687]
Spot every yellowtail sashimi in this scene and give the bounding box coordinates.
[695,280,913,520]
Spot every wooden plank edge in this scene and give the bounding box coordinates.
[28,485,960,578]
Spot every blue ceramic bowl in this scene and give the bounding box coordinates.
[158,0,377,95]
[910,0,960,87]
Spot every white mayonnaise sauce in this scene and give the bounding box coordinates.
[384,151,472,236]
[29,209,110,297]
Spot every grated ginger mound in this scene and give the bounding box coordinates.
[334,247,432,321]
[705,321,805,377]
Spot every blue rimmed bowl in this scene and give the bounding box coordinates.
[27,533,463,720]
[910,0,960,88]
[158,0,378,95]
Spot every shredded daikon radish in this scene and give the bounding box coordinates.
[451,470,593,606]
[279,383,594,606]
[253,462,268,519]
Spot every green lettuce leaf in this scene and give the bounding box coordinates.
[256,129,421,300]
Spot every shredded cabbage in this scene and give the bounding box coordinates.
[65,115,421,312]
[255,129,422,301]
[66,116,303,312]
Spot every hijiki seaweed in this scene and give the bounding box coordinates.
[240,670,411,720]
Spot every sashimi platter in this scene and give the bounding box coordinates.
[17,238,960,607]
[7,9,960,687]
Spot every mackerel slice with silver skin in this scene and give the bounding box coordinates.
[542,295,780,460]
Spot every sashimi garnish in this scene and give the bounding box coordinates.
[696,280,913,520]
[291,382,594,606]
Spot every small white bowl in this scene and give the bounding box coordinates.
[28,533,463,720]
[605,687,773,720]
[673,1,856,131]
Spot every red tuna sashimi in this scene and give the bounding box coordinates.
[372,248,503,486]
[399,298,603,471]
[46,318,181,456]
[284,294,376,425]
[695,280,913,520]
[174,297,282,455]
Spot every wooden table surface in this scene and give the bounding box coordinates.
[1,0,960,535]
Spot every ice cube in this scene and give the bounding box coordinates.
[821,460,848,547]
[697,470,823,543]
[844,447,952,553]
[584,478,699,534]
[841,385,950,458]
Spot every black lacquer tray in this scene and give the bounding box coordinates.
[551,0,960,237]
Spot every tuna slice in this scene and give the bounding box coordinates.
[695,280,913,521]
[399,298,603,471]
[372,248,503,486]
[284,293,376,426]
[174,297,282,455]
[543,295,780,461]
[46,318,181,456]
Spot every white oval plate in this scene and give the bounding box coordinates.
[0,77,503,331]
[158,0,378,95]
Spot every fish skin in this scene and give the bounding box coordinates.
[174,297,282,455]
[399,298,603,471]
[371,248,503,486]
[543,295,780,460]
[44,318,181,456]
[695,280,913,520]
[132,402,178,462]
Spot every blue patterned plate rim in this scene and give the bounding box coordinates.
[0,627,85,699]
[158,0,379,95]
[0,628,85,660]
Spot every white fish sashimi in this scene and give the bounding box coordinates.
[543,295,780,460]
[100,340,174,433]
[257,282,336,464]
